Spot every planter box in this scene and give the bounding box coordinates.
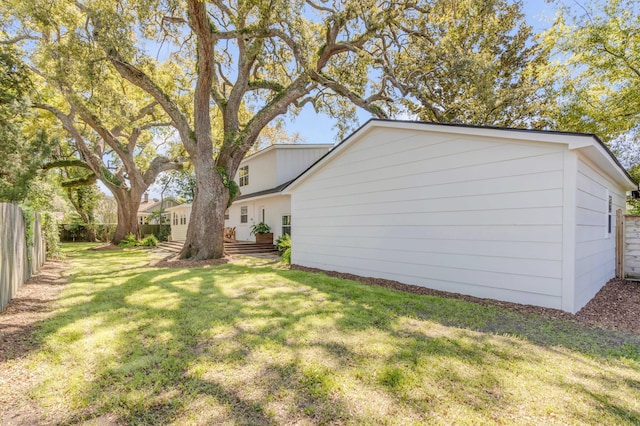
[255,233,274,244]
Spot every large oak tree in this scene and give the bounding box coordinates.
[82,0,404,259]
[1,1,186,242]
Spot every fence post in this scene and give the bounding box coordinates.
[616,209,624,279]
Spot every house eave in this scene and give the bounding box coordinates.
[284,119,637,193]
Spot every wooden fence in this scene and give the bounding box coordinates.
[616,211,640,280]
[0,203,46,312]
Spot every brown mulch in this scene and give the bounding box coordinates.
[150,253,229,268]
[292,265,640,335]
[576,279,640,334]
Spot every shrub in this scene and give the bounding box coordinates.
[155,226,170,242]
[96,224,116,242]
[118,233,140,248]
[276,234,291,264]
[42,212,62,259]
[141,235,158,247]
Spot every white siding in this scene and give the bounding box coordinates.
[292,128,566,309]
[225,195,290,242]
[168,205,191,241]
[235,150,278,194]
[275,147,331,185]
[573,154,626,311]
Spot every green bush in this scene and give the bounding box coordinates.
[42,212,62,259]
[118,233,140,248]
[141,235,158,247]
[155,226,170,242]
[276,234,291,264]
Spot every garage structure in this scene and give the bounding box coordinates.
[284,120,637,313]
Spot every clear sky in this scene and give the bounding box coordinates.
[281,1,559,145]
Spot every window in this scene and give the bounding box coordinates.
[173,213,178,226]
[239,165,249,187]
[180,213,187,225]
[608,193,612,235]
[282,215,291,236]
[224,210,229,220]
[240,206,248,224]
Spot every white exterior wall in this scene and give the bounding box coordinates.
[291,127,568,309]
[225,195,290,242]
[235,150,278,194]
[275,147,332,184]
[573,153,626,311]
[167,205,191,241]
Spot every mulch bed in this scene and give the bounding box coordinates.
[292,265,640,335]
[150,253,229,268]
[89,243,121,251]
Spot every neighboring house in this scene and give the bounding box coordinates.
[166,203,191,241]
[137,194,181,225]
[284,119,637,313]
[167,144,333,242]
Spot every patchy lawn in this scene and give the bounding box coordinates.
[1,243,640,425]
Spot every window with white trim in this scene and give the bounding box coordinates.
[282,215,291,236]
[240,206,248,224]
[239,165,249,187]
[607,192,612,236]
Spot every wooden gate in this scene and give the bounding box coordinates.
[616,211,640,280]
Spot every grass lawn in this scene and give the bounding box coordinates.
[2,243,640,425]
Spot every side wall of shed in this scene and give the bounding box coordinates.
[291,127,567,309]
[573,153,627,311]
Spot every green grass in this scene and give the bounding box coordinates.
[4,243,640,424]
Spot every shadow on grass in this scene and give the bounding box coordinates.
[14,246,640,424]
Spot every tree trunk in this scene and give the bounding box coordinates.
[85,223,97,242]
[180,158,229,260]
[112,189,143,244]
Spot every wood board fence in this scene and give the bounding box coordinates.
[0,203,46,312]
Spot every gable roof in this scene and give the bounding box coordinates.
[235,180,293,201]
[137,197,180,214]
[284,119,637,193]
[241,143,334,164]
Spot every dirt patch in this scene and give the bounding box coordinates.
[0,260,70,425]
[292,265,640,335]
[0,260,70,361]
[150,253,229,268]
[89,243,121,251]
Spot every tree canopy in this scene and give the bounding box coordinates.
[0,43,52,202]
[547,0,640,139]
[1,0,186,241]
[383,0,555,127]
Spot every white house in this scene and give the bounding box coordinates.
[284,120,637,313]
[167,143,332,242]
